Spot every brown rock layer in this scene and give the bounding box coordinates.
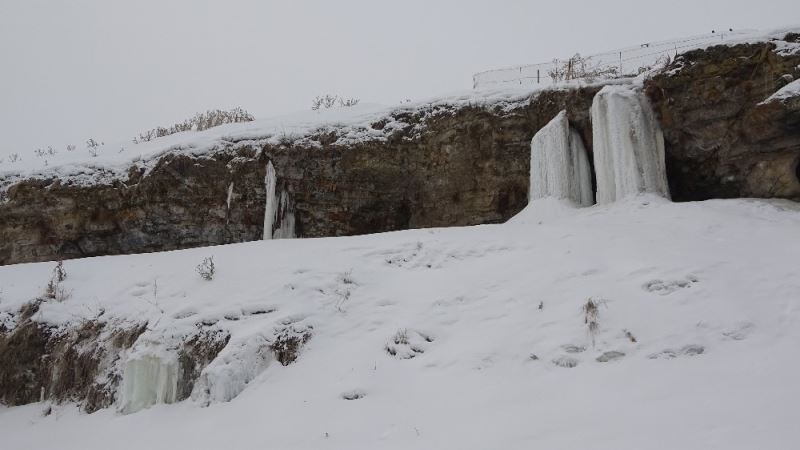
[645,38,800,201]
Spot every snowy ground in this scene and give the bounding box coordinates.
[1,195,799,449]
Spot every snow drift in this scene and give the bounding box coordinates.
[2,195,800,449]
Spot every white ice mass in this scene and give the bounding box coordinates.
[118,347,179,414]
[262,161,296,240]
[262,161,277,240]
[591,85,670,204]
[529,111,593,206]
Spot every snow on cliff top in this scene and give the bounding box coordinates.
[0,86,557,188]
[1,25,798,188]
[1,196,799,449]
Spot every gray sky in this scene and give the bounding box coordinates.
[0,0,795,154]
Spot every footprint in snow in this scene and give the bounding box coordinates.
[722,322,754,341]
[596,351,625,362]
[552,356,579,368]
[341,390,366,401]
[648,344,705,359]
[643,275,699,295]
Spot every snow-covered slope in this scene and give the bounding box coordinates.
[1,195,799,449]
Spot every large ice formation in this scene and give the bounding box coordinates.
[263,161,296,240]
[529,111,593,206]
[118,348,179,414]
[263,162,278,240]
[591,85,670,204]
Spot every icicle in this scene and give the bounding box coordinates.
[118,349,179,414]
[273,191,296,239]
[591,85,670,204]
[263,162,277,240]
[226,182,234,210]
[529,111,593,206]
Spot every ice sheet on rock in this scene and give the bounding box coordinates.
[191,334,275,404]
[118,346,179,414]
[591,85,670,204]
[262,161,296,240]
[262,161,277,240]
[529,111,593,207]
[272,191,296,239]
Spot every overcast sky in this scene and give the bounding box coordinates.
[0,0,795,154]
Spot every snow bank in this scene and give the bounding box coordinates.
[591,85,670,204]
[1,196,800,448]
[529,111,593,206]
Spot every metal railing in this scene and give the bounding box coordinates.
[472,30,753,89]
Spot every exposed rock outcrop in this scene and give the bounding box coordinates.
[645,37,800,201]
[0,301,234,413]
[0,87,600,266]
[1,36,799,266]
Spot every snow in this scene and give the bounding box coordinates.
[474,26,800,89]
[1,195,800,449]
[591,85,670,204]
[763,78,800,103]
[529,111,593,206]
[263,161,277,240]
[0,90,549,195]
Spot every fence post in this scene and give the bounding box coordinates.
[537,69,540,84]
[619,52,623,76]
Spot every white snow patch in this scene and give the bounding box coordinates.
[763,78,800,103]
[1,197,800,448]
[192,334,275,404]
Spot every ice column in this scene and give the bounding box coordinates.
[273,191,296,239]
[263,161,296,240]
[530,111,593,206]
[119,350,179,414]
[263,161,277,240]
[591,85,670,204]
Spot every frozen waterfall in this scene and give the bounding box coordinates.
[262,161,296,240]
[529,111,593,206]
[118,349,179,414]
[591,85,670,204]
[263,162,277,240]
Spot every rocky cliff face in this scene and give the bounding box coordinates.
[1,35,799,266]
[0,87,600,266]
[645,37,800,201]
